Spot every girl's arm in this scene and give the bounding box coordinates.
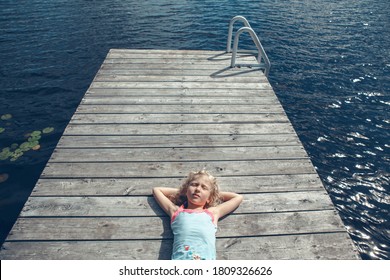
[152,187,179,218]
[212,192,243,220]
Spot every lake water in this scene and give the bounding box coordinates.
[0,0,389,259]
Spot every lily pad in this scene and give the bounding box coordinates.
[42,127,54,134]
[1,114,12,120]
[11,143,19,150]
[0,127,4,134]
[0,148,12,160]
[20,142,33,152]
[28,135,41,142]
[0,173,9,183]
[27,140,39,148]
[10,150,23,161]
[31,130,42,137]
[32,144,41,151]
[2,147,11,152]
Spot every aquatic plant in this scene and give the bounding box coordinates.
[19,142,32,151]
[1,114,12,120]
[10,148,23,161]
[42,127,54,134]
[32,144,41,151]
[30,130,42,137]
[0,123,55,184]
[0,120,55,162]
[0,114,12,133]
[0,148,12,160]
[28,131,42,142]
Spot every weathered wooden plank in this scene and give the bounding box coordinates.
[100,63,262,72]
[70,113,289,124]
[81,96,278,105]
[104,53,256,61]
[0,240,173,260]
[41,160,316,178]
[108,49,264,57]
[0,232,359,260]
[216,233,360,260]
[101,49,263,68]
[21,191,333,217]
[76,104,285,114]
[110,48,217,52]
[102,57,256,65]
[97,68,263,77]
[94,74,268,83]
[100,56,256,65]
[101,61,258,68]
[86,87,275,96]
[32,174,324,196]
[7,210,344,241]
[109,49,239,55]
[90,81,272,90]
[106,50,254,59]
[99,63,249,70]
[56,134,300,148]
[63,123,296,135]
[50,146,307,162]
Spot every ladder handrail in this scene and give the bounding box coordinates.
[226,16,252,53]
[231,27,271,77]
[227,16,271,77]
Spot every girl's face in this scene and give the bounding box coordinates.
[186,175,213,209]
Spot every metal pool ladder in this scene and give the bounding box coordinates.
[227,16,271,77]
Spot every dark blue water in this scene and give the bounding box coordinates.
[0,0,389,259]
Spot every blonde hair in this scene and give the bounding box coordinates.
[172,170,222,208]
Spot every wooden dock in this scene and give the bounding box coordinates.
[0,49,360,259]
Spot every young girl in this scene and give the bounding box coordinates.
[153,170,243,260]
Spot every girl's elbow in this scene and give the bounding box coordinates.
[230,194,243,207]
[152,187,161,195]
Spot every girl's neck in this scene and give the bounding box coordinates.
[185,201,206,210]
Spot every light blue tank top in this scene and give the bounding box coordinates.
[171,205,217,260]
